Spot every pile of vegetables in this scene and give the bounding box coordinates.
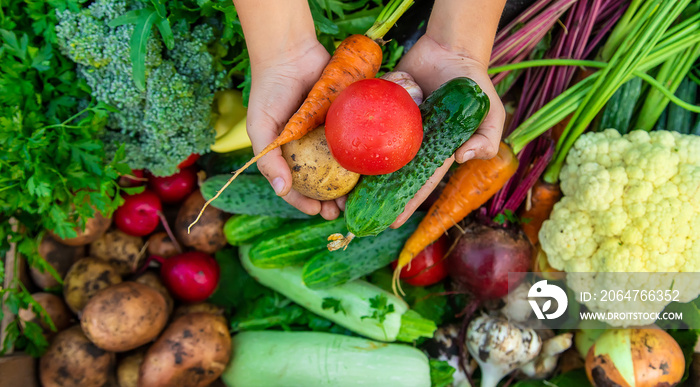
[3,0,700,386]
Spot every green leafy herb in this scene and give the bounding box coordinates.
[493,209,530,225]
[429,360,455,387]
[361,294,395,323]
[321,297,347,315]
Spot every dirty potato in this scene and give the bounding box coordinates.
[81,282,168,352]
[146,232,180,258]
[133,270,174,316]
[90,229,146,275]
[282,125,360,200]
[139,313,231,387]
[18,292,72,339]
[172,302,224,320]
[63,258,122,314]
[117,350,146,387]
[175,191,229,254]
[49,211,112,246]
[31,234,85,290]
[39,326,115,387]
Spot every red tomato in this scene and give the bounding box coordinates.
[177,153,200,169]
[147,166,198,204]
[114,190,162,237]
[391,235,449,287]
[325,78,423,175]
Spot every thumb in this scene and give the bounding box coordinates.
[246,110,293,197]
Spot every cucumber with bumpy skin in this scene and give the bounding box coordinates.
[343,78,489,239]
[200,174,311,219]
[223,214,288,246]
[249,217,346,268]
[303,213,422,289]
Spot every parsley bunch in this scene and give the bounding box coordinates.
[0,0,132,356]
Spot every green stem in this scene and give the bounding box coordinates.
[490,59,700,114]
[364,0,414,41]
[395,310,436,343]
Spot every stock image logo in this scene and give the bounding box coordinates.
[528,280,568,320]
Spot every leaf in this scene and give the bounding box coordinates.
[362,294,395,323]
[129,9,158,91]
[155,17,174,50]
[308,0,340,35]
[150,0,167,18]
[321,297,346,315]
[512,369,591,387]
[667,329,699,383]
[108,9,151,28]
[429,360,455,387]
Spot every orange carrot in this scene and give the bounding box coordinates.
[519,179,561,246]
[188,35,382,232]
[392,141,519,295]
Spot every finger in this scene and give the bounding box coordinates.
[319,200,341,220]
[390,157,454,229]
[334,195,347,212]
[280,188,322,216]
[455,95,505,162]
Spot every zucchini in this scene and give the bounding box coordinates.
[239,245,435,342]
[198,147,260,176]
[249,217,346,268]
[222,331,431,387]
[303,213,422,289]
[201,174,311,219]
[344,78,489,237]
[223,214,287,246]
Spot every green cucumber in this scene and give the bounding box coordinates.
[667,77,697,134]
[239,245,435,342]
[198,147,260,176]
[223,214,288,246]
[222,331,431,387]
[599,77,642,134]
[249,217,346,268]
[303,213,422,289]
[201,174,310,218]
[344,77,489,237]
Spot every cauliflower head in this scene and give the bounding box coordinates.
[539,129,700,326]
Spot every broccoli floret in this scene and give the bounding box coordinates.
[56,0,230,176]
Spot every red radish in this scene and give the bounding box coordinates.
[391,235,449,287]
[118,169,146,187]
[177,153,200,169]
[147,166,198,204]
[325,78,423,175]
[149,252,220,303]
[114,190,163,236]
[446,219,532,300]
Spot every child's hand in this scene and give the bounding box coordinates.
[390,34,506,228]
[246,41,343,220]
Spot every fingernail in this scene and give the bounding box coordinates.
[272,177,285,195]
[460,150,476,162]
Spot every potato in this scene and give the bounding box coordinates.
[39,325,115,387]
[133,270,174,316]
[117,350,146,387]
[18,292,72,339]
[282,125,360,200]
[63,258,122,313]
[31,234,85,289]
[146,232,180,258]
[81,282,168,352]
[139,313,231,387]
[172,302,224,320]
[90,230,146,275]
[49,211,112,246]
[175,191,229,254]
